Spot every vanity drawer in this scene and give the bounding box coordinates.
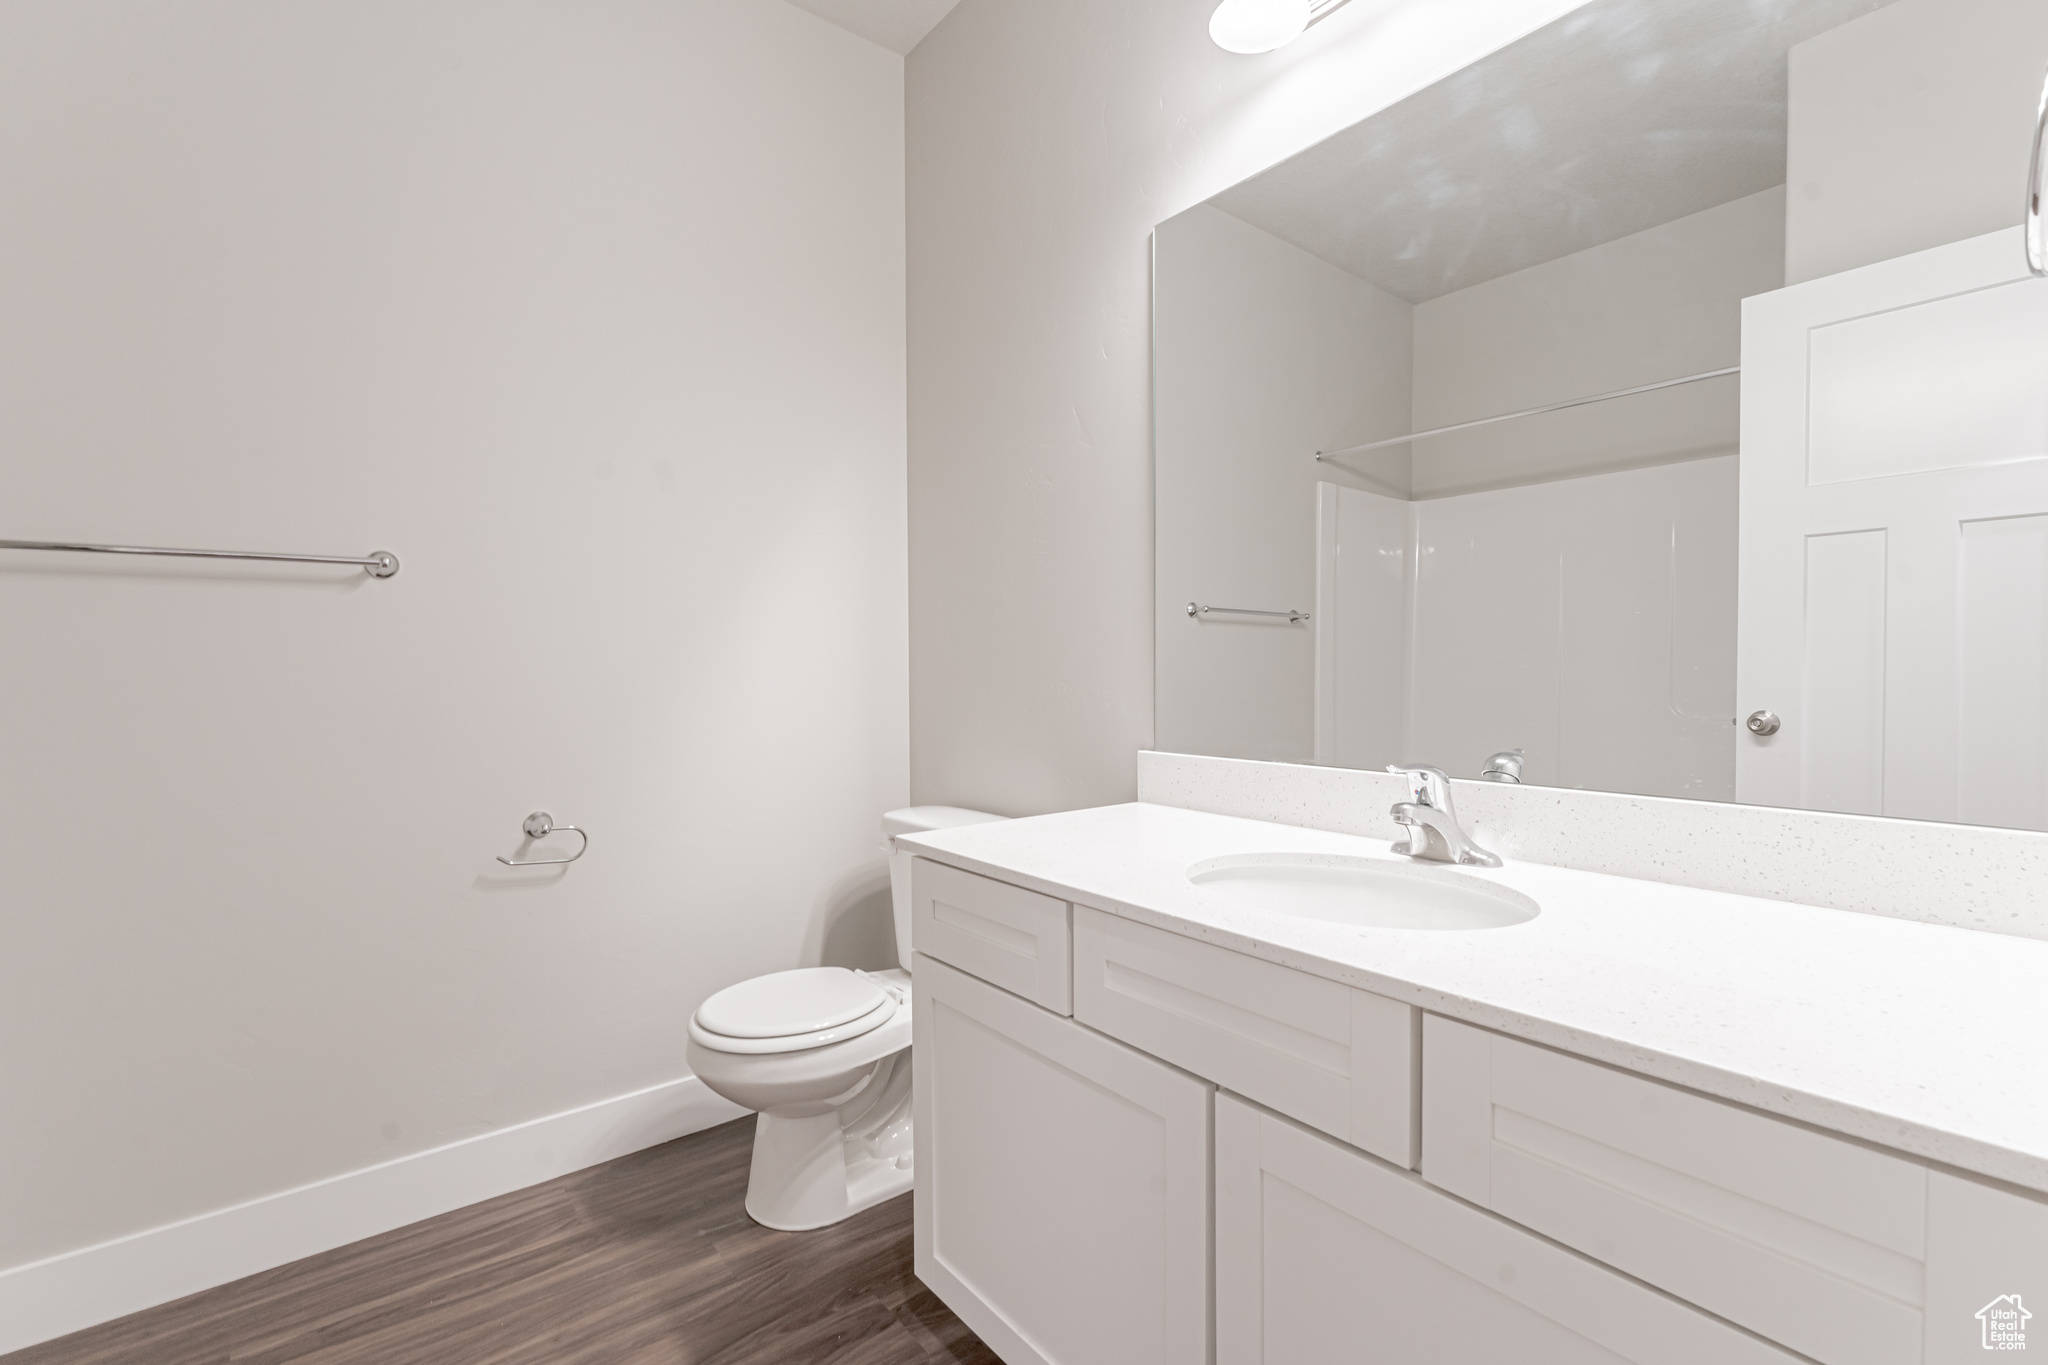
[910,857,1071,1014]
[1072,905,1417,1167]
[1422,1014,2048,1365]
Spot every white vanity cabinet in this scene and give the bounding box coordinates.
[911,949,1212,1365]
[1215,1092,1800,1365]
[909,854,2048,1365]
[1423,1014,2048,1365]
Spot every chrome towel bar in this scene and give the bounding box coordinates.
[1188,601,1308,623]
[1315,365,1741,461]
[0,538,399,577]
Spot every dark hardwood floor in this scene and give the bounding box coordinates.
[5,1117,999,1365]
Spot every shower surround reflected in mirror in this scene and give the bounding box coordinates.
[1154,0,2048,829]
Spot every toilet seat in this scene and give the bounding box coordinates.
[690,967,902,1055]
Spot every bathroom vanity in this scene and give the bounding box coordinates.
[902,800,2048,1365]
[907,0,2048,1357]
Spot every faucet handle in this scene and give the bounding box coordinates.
[1386,764,1452,809]
[1481,749,1525,783]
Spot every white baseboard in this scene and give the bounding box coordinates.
[0,1075,749,1356]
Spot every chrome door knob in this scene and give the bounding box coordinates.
[1746,710,1781,737]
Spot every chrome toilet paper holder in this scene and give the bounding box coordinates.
[497,811,589,867]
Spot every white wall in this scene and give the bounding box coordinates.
[1153,205,1410,763]
[1314,483,1411,769]
[905,0,1593,815]
[1785,0,2048,285]
[1411,459,1737,798]
[1316,459,1738,799]
[1409,187,1784,497]
[0,0,905,1294]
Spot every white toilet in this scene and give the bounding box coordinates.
[686,806,1005,1231]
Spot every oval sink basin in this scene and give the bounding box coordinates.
[1186,854,1538,931]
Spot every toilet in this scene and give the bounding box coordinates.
[686,806,1006,1231]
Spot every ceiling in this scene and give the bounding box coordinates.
[782,0,963,54]
[1208,0,1896,303]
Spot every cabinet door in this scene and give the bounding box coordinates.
[912,953,1211,1365]
[1925,1170,2048,1363]
[1216,1092,1798,1365]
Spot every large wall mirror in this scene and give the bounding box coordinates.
[1155,0,2048,829]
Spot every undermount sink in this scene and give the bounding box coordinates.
[1186,853,1539,931]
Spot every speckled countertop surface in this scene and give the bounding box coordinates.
[899,801,2048,1196]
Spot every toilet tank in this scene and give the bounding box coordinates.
[883,806,1007,972]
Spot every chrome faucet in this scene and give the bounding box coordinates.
[1386,765,1501,867]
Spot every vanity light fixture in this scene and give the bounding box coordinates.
[1209,0,1353,53]
[1209,0,1309,54]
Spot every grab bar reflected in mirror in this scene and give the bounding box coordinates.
[1188,601,1309,623]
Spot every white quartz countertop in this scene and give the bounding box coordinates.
[898,801,2048,1195]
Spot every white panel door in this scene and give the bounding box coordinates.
[1215,1092,1798,1365]
[1739,227,2048,825]
[912,953,1212,1365]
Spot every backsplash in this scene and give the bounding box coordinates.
[1137,750,2048,941]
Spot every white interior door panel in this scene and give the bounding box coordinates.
[1738,227,2048,825]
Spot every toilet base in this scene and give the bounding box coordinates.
[744,1049,914,1232]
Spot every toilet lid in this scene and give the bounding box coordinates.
[694,967,888,1040]
[688,992,899,1055]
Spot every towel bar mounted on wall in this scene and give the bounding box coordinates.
[497,811,589,867]
[1188,601,1309,623]
[0,538,400,577]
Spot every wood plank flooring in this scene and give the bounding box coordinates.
[5,1117,1000,1365]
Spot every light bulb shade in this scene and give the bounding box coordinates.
[1209,0,1310,54]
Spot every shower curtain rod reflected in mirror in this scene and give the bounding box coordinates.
[1314,365,1741,462]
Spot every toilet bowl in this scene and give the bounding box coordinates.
[685,805,1005,1231]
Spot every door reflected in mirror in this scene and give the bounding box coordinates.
[1153,0,2048,831]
